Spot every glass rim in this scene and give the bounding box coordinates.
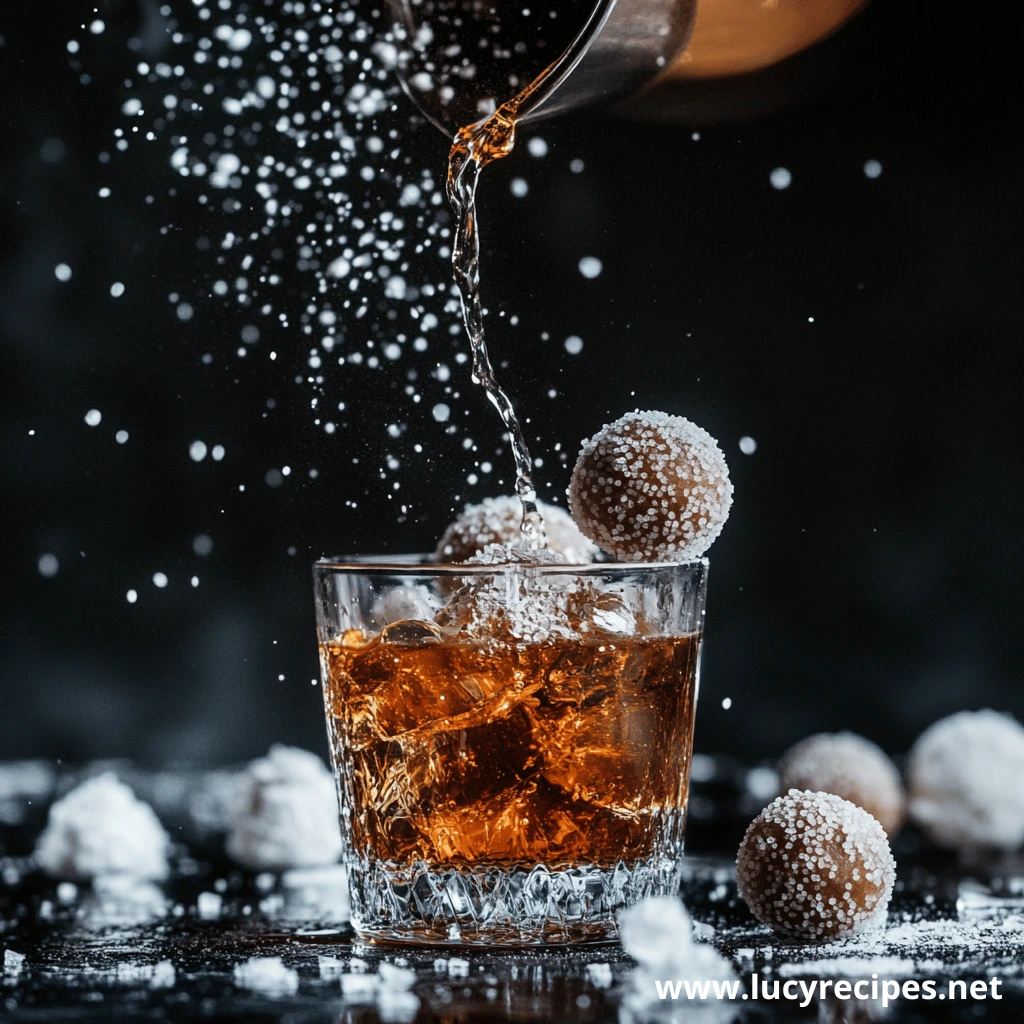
[313,554,708,578]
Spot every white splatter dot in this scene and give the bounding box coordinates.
[432,403,450,423]
[152,572,168,588]
[38,554,60,578]
[110,282,125,298]
[189,440,208,462]
[193,534,214,556]
[722,697,733,710]
[115,430,129,444]
[211,444,225,461]
[126,589,138,604]
[54,263,72,282]
[327,257,350,279]
[739,436,757,455]
[569,159,584,174]
[176,302,194,321]
[578,257,602,279]
[84,409,102,427]
[510,177,528,198]
[191,576,200,588]
[227,28,252,52]
[864,159,883,179]
[89,19,105,35]
[527,137,548,158]
[265,468,284,487]
[770,167,792,190]
[563,335,584,355]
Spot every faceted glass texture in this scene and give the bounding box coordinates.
[313,556,707,944]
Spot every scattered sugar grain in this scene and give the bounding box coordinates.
[447,957,470,978]
[378,962,416,990]
[233,956,298,997]
[149,960,176,989]
[340,972,379,1000]
[196,891,222,919]
[619,896,693,971]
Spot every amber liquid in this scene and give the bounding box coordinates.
[432,0,596,548]
[321,627,700,869]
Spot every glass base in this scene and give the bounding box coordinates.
[347,856,682,946]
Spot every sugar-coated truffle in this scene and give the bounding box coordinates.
[568,410,732,562]
[907,709,1024,850]
[435,496,598,564]
[737,789,895,940]
[778,732,906,836]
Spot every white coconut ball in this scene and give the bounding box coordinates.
[226,745,342,871]
[907,709,1024,850]
[35,773,170,881]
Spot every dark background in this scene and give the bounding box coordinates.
[1,1,1020,767]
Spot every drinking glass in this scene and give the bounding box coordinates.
[313,555,707,945]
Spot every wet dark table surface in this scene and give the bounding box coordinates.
[2,762,1022,1023]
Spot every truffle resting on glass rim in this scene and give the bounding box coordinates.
[568,410,733,562]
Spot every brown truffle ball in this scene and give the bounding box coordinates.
[737,789,896,941]
[778,732,906,837]
[568,410,733,562]
[434,496,597,564]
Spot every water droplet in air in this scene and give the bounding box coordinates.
[38,554,60,578]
